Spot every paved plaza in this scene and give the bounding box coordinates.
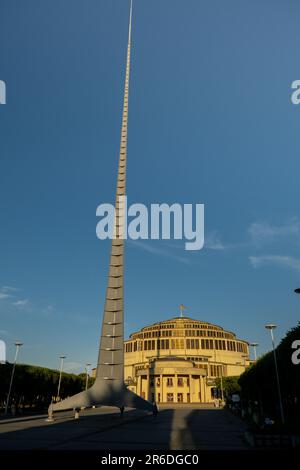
[0,405,248,450]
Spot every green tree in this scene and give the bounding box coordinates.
[215,376,241,398]
[0,363,89,412]
[238,322,300,426]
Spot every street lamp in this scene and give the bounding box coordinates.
[85,363,91,390]
[265,324,285,424]
[5,341,23,415]
[213,349,224,401]
[56,355,66,401]
[250,343,259,361]
[219,365,224,402]
[294,288,300,294]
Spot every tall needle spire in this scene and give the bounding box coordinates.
[47,0,153,419]
[95,0,133,382]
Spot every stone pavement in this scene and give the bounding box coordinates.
[0,405,249,450]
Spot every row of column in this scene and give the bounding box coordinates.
[135,374,208,403]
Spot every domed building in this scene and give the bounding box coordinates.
[124,316,249,404]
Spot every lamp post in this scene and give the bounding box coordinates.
[56,355,66,401]
[219,366,224,402]
[85,363,91,390]
[214,349,224,401]
[5,341,23,415]
[265,324,284,424]
[250,343,258,361]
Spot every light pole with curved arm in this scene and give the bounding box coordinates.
[56,355,66,401]
[5,341,23,415]
[250,343,259,361]
[265,324,284,424]
[85,363,91,391]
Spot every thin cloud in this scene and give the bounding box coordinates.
[0,293,10,300]
[0,285,20,301]
[0,330,9,336]
[130,240,192,265]
[249,255,300,272]
[42,304,55,315]
[13,299,29,307]
[1,286,20,293]
[202,218,300,254]
[204,230,226,250]
[248,218,300,244]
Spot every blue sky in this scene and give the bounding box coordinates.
[1,0,300,374]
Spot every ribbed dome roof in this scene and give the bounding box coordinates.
[128,316,237,339]
[140,316,224,331]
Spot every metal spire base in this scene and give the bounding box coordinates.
[47,378,153,420]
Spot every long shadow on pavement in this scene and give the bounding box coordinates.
[0,407,174,451]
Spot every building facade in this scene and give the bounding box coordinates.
[124,316,249,404]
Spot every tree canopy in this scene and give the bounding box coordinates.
[238,322,300,423]
[0,363,95,411]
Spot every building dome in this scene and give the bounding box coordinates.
[124,315,249,404]
[126,316,248,355]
